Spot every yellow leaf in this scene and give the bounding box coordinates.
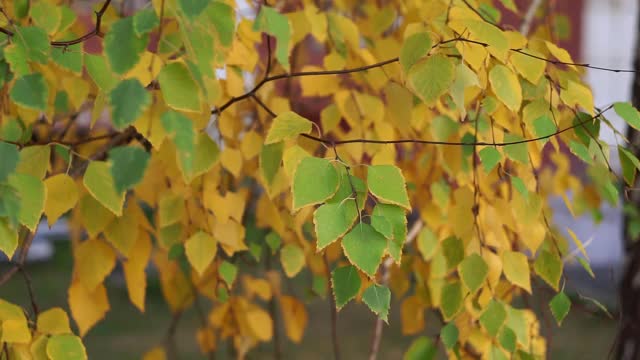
[142,347,167,360]
[213,219,248,256]
[2,319,31,344]
[78,194,114,237]
[83,161,125,216]
[68,281,110,336]
[245,305,273,342]
[123,232,152,312]
[265,111,313,145]
[401,295,425,335]
[220,147,243,178]
[242,276,272,301]
[0,299,26,321]
[37,308,72,335]
[44,174,78,226]
[299,66,340,97]
[511,49,546,84]
[185,231,218,276]
[567,228,589,260]
[560,81,594,115]
[280,296,308,343]
[103,208,139,257]
[16,145,50,179]
[124,51,162,86]
[75,238,116,292]
[502,251,531,293]
[62,76,90,110]
[158,193,184,227]
[240,131,263,160]
[196,327,216,354]
[0,218,18,258]
[545,40,576,70]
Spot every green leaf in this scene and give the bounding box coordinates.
[569,140,592,164]
[204,2,235,47]
[504,134,528,164]
[51,44,83,74]
[403,336,436,360]
[5,45,30,77]
[85,54,117,91]
[532,115,557,140]
[534,250,562,291]
[109,79,152,130]
[511,176,528,198]
[399,32,432,73]
[362,284,391,323]
[219,261,237,288]
[0,184,20,226]
[331,265,361,309]
[371,204,406,263]
[14,26,50,64]
[367,165,410,210]
[83,161,126,216]
[178,0,208,19]
[133,8,159,36]
[158,62,203,113]
[619,146,640,186]
[182,133,220,181]
[431,115,459,141]
[0,142,19,182]
[479,147,502,173]
[8,173,45,231]
[408,54,455,104]
[440,281,463,320]
[458,253,489,293]
[614,102,640,131]
[265,231,282,254]
[10,73,49,111]
[0,218,18,258]
[46,334,87,360]
[370,215,393,239]
[312,275,327,298]
[280,243,305,278]
[109,147,150,194]
[441,323,459,349]
[489,64,522,111]
[254,6,291,70]
[292,157,340,210]
[341,223,387,277]
[168,243,184,261]
[499,327,517,353]
[549,292,571,325]
[326,169,366,207]
[16,145,50,179]
[30,2,61,34]
[313,201,358,250]
[480,300,507,337]
[162,111,196,175]
[104,17,149,75]
[442,236,464,269]
[260,142,284,186]
[265,111,312,144]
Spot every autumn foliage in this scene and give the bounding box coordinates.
[0,0,638,359]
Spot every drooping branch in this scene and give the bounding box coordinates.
[0,0,113,47]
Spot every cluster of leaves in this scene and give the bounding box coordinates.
[0,0,639,358]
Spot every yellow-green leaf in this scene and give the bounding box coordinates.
[265,111,313,144]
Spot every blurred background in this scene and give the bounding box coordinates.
[1,0,638,358]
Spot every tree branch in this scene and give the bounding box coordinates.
[0,0,112,47]
[367,220,423,360]
[520,0,544,36]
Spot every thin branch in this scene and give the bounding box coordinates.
[0,0,112,47]
[298,104,613,147]
[520,0,544,35]
[324,254,341,360]
[17,265,39,317]
[460,0,503,30]
[368,220,424,360]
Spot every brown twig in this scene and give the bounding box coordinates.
[367,220,423,360]
[324,254,341,360]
